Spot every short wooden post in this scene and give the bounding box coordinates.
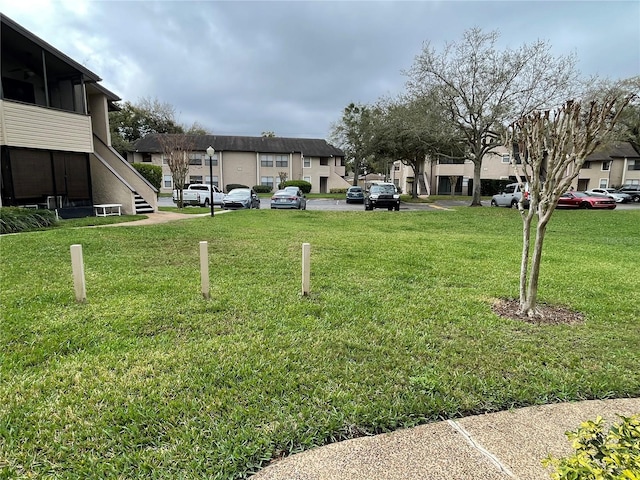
[302,243,310,296]
[200,241,210,299]
[70,244,86,302]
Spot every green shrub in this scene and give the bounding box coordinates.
[226,183,249,192]
[282,180,312,194]
[0,207,58,234]
[132,163,162,191]
[330,188,348,194]
[543,414,640,479]
[253,185,272,194]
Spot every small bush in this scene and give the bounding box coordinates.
[253,185,272,194]
[330,188,348,194]
[226,184,249,192]
[132,163,162,191]
[282,180,312,194]
[543,414,640,479]
[0,207,58,234]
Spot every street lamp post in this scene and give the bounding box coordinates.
[206,145,215,217]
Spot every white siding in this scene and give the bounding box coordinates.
[0,100,93,152]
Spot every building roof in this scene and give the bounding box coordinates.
[133,134,345,157]
[587,141,639,160]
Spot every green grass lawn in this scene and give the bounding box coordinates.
[1,208,639,478]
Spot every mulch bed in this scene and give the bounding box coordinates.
[491,298,584,325]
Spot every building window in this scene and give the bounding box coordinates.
[628,160,640,171]
[276,155,288,167]
[163,157,169,165]
[320,158,329,166]
[394,164,400,171]
[602,160,611,171]
[163,175,173,188]
[260,176,274,189]
[599,178,608,188]
[303,176,311,184]
[188,154,202,165]
[582,161,591,169]
[204,176,219,187]
[189,175,203,184]
[501,154,510,163]
[303,157,311,168]
[261,154,274,167]
[205,154,218,166]
[439,158,465,165]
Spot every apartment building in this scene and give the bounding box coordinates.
[0,14,157,216]
[129,134,350,194]
[389,142,640,195]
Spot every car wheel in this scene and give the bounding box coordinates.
[510,199,518,208]
[490,199,498,207]
[394,204,400,211]
[580,202,592,209]
[203,198,210,207]
[633,195,640,203]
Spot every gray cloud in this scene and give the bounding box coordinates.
[2,1,638,139]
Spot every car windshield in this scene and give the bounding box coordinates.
[274,191,294,197]
[348,187,362,193]
[228,189,250,196]
[370,185,395,194]
[573,192,588,197]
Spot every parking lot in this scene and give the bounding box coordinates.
[159,196,639,211]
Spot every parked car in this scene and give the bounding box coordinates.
[364,182,400,211]
[270,188,307,209]
[617,185,640,203]
[222,188,261,209]
[173,184,225,207]
[557,191,616,209]
[490,183,530,208]
[586,188,630,203]
[346,186,364,203]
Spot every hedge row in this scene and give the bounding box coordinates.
[0,207,58,234]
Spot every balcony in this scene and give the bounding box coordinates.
[0,99,93,152]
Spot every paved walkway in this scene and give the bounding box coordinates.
[101,210,228,227]
[250,398,639,480]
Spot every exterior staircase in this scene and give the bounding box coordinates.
[134,193,154,214]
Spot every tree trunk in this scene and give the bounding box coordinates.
[519,215,532,304]
[520,213,550,316]
[470,160,483,206]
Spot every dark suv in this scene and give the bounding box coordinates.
[618,186,640,203]
[364,183,400,211]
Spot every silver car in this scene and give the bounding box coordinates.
[222,188,261,209]
[270,188,307,209]
[586,188,630,203]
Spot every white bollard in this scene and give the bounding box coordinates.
[302,243,310,296]
[70,244,86,302]
[200,241,210,299]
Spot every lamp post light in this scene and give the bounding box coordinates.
[206,145,215,217]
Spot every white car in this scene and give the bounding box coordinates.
[490,183,530,208]
[586,188,630,203]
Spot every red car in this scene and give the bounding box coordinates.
[557,192,616,209]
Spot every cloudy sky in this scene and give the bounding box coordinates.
[2,1,639,140]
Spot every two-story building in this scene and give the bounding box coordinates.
[0,14,157,216]
[390,142,640,196]
[129,134,349,194]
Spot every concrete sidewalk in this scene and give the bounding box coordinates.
[251,398,639,480]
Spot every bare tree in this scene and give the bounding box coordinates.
[277,171,288,189]
[158,134,196,208]
[505,84,636,316]
[407,28,580,206]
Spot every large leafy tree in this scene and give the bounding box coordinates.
[505,81,636,317]
[369,95,465,198]
[406,28,579,205]
[330,103,374,185]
